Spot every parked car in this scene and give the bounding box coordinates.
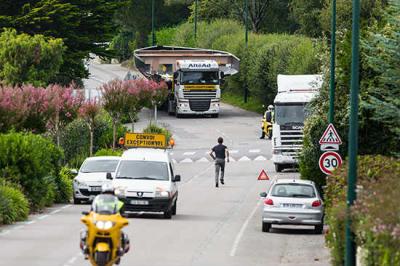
[260,179,324,234]
[73,156,120,204]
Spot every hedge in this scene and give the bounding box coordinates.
[325,155,400,266]
[0,181,29,225]
[155,19,321,106]
[0,132,63,210]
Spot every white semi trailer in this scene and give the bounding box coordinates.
[272,74,323,172]
[134,46,240,118]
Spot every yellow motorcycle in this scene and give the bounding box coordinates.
[261,119,273,139]
[81,209,129,266]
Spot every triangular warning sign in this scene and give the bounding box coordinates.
[319,123,342,145]
[258,169,270,180]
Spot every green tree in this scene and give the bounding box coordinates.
[0,28,64,86]
[289,0,324,38]
[0,0,123,85]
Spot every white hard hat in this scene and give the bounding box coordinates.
[268,105,274,110]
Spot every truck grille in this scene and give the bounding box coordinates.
[280,130,304,146]
[189,100,211,112]
[183,90,217,99]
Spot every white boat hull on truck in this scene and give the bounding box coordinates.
[134,46,240,117]
[272,74,323,172]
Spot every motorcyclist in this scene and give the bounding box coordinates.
[260,105,274,139]
[80,183,130,258]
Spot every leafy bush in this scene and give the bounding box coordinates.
[95,148,123,157]
[143,123,172,143]
[325,155,400,266]
[0,132,63,210]
[0,181,29,225]
[61,111,127,167]
[55,167,73,203]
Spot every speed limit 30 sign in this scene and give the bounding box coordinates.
[319,151,342,175]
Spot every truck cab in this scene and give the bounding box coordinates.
[172,60,221,117]
[271,75,323,172]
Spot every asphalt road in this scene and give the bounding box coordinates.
[0,63,330,266]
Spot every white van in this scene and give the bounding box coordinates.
[111,148,180,219]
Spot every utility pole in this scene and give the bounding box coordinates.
[243,0,249,103]
[194,0,198,41]
[345,0,361,265]
[329,0,336,124]
[152,0,155,46]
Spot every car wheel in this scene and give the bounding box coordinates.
[262,222,271,232]
[73,197,81,204]
[275,164,283,172]
[164,209,172,219]
[314,224,324,234]
[172,201,177,215]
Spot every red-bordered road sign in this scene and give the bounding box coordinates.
[319,151,343,175]
[319,123,342,145]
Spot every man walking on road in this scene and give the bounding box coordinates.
[209,137,230,187]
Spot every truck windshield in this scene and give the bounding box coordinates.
[182,71,219,85]
[116,161,169,181]
[275,104,307,125]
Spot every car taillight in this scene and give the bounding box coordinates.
[264,198,274,205]
[312,200,321,207]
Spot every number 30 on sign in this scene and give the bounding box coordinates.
[319,151,343,175]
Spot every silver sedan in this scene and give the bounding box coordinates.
[260,179,324,234]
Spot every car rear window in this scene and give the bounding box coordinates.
[116,161,169,181]
[80,160,119,173]
[271,183,316,198]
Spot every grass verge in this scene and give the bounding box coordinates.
[221,92,264,114]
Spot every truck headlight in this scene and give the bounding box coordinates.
[155,188,170,198]
[179,103,189,108]
[273,149,282,155]
[114,186,127,197]
[96,220,114,230]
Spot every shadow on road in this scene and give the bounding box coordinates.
[268,225,323,235]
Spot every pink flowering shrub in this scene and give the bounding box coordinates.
[325,155,400,266]
[79,99,101,155]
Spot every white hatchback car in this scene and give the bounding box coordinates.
[260,179,324,234]
[73,156,120,204]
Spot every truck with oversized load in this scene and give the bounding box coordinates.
[272,74,323,172]
[134,46,240,118]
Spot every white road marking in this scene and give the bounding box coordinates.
[24,220,36,225]
[172,159,178,164]
[91,76,105,83]
[230,150,239,154]
[180,158,193,163]
[183,151,196,156]
[184,163,214,185]
[0,230,11,236]
[228,157,236,162]
[196,157,209,163]
[62,205,72,209]
[254,155,267,161]
[238,156,251,162]
[68,256,77,264]
[249,149,261,153]
[230,200,261,257]
[170,152,174,155]
[38,215,49,220]
[50,209,61,215]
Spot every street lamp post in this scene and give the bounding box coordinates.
[244,0,249,103]
[345,0,361,265]
[329,0,336,124]
[151,0,155,46]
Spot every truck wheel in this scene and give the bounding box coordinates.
[175,111,182,118]
[262,222,271,232]
[275,164,283,172]
[172,201,177,215]
[164,208,172,219]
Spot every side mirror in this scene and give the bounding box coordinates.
[106,172,113,180]
[81,211,89,216]
[70,169,78,175]
[259,192,267,198]
[174,175,181,182]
